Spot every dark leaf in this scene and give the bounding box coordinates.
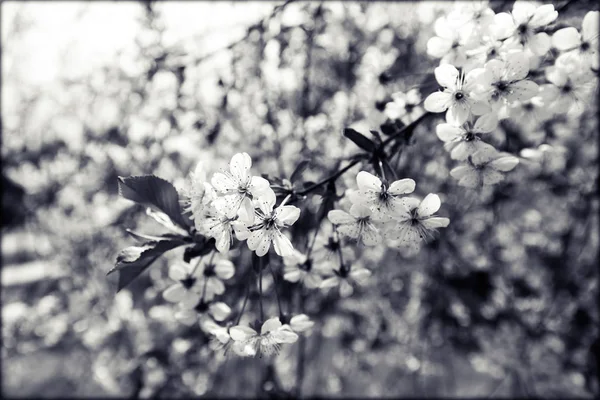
[343,128,376,152]
[108,239,186,292]
[290,159,311,183]
[118,175,191,230]
[183,237,215,263]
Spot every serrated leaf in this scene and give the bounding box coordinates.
[108,239,186,292]
[343,128,376,152]
[118,175,191,230]
[290,159,311,183]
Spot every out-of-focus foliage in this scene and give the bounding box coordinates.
[2,1,598,397]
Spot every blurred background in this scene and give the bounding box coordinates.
[2,0,599,397]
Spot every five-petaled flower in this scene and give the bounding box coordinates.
[436,113,498,161]
[450,147,520,188]
[386,194,450,251]
[328,204,382,246]
[424,64,490,125]
[320,266,372,298]
[229,317,299,357]
[245,189,300,257]
[481,51,539,110]
[211,152,270,219]
[348,171,416,221]
[282,249,323,289]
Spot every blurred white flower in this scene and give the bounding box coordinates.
[552,11,599,71]
[543,66,595,116]
[424,64,490,125]
[320,266,372,298]
[436,113,498,160]
[175,299,231,326]
[164,257,234,303]
[493,2,557,56]
[450,147,519,188]
[328,204,382,246]
[211,152,270,218]
[426,15,469,66]
[289,314,315,333]
[163,262,206,304]
[196,199,254,253]
[347,171,416,221]
[229,317,298,357]
[386,194,450,251]
[283,249,323,289]
[384,89,424,123]
[245,188,300,257]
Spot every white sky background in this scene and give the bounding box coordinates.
[1,1,277,86]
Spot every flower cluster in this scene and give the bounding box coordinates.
[182,152,300,257]
[421,1,598,188]
[328,171,450,253]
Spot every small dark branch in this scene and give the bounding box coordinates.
[235,283,251,325]
[268,262,284,319]
[298,159,361,196]
[382,111,433,147]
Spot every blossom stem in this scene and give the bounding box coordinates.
[190,255,204,276]
[279,194,292,208]
[267,261,284,319]
[381,111,433,147]
[297,159,362,196]
[258,257,264,321]
[235,283,250,325]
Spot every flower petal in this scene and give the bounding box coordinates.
[417,193,441,218]
[482,169,505,185]
[529,4,557,29]
[272,326,299,343]
[529,32,551,56]
[209,302,232,321]
[273,232,294,257]
[504,51,530,81]
[473,113,498,133]
[421,217,450,229]
[320,276,340,289]
[328,210,355,225]
[388,178,416,195]
[247,229,265,251]
[230,325,257,341]
[256,188,276,215]
[434,64,459,88]
[350,268,372,285]
[211,172,237,192]
[276,205,300,226]
[339,280,354,298]
[214,260,235,280]
[261,317,282,335]
[229,152,252,183]
[169,263,189,281]
[356,171,382,193]
[424,91,452,113]
[283,268,302,283]
[163,284,186,303]
[249,176,270,195]
[436,123,463,142]
[505,80,539,103]
[361,226,381,246]
[489,156,519,172]
[446,102,470,125]
[255,230,272,257]
[552,27,581,51]
[582,11,599,43]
